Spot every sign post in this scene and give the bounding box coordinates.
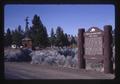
[104,25,113,73]
[78,29,85,69]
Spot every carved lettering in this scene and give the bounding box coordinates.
[84,34,103,56]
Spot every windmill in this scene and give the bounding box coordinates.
[22,16,32,49]
[25,16,29,36]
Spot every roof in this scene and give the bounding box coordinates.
[86,27,103,33]
[22,37,31,41]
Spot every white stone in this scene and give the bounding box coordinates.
[11,44,16,49]
[20,46,23,48]
[90,28,96,32]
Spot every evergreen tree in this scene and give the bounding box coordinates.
[55,26,63,47]
[12,25,24,46]
[55,26,69,47]
[5,28,12,47]
[50,28,56,47]
[42,26,49,47]
[63,33,70,47]
[29,26,34,39]
[70,36,76,44]
[70,35,77,48]
[31,14,49,48]
[12,29,18,45]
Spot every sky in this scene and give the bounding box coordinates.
[4,4,115,36]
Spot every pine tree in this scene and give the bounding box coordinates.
[5,28,12,47]
[12,25,24,46]
[55,26,68,47]
[12,29,18,45]
[42,26,49,47]
[31,14,49,48]
[55,26,63,47]
[63,33,70,47]
[70,35,77,48]
[50,28,56,47]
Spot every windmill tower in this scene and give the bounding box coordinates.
[22,16,32,49]
[25,16,29,37]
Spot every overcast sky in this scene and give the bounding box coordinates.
[4,4,115,36]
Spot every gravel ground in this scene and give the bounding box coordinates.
[4,62,115,79]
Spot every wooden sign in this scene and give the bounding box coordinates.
[84,27,103,59]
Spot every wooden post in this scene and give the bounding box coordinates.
[104,25,113,73]
[78,29,85,69]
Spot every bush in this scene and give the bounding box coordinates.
[4,48,32,62]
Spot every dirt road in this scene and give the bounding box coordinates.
[4,62,114,79]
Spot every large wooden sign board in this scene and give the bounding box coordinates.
[84,27,103,60]
[78,25,113,73]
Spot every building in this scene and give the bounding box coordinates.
[22,37,32,49]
